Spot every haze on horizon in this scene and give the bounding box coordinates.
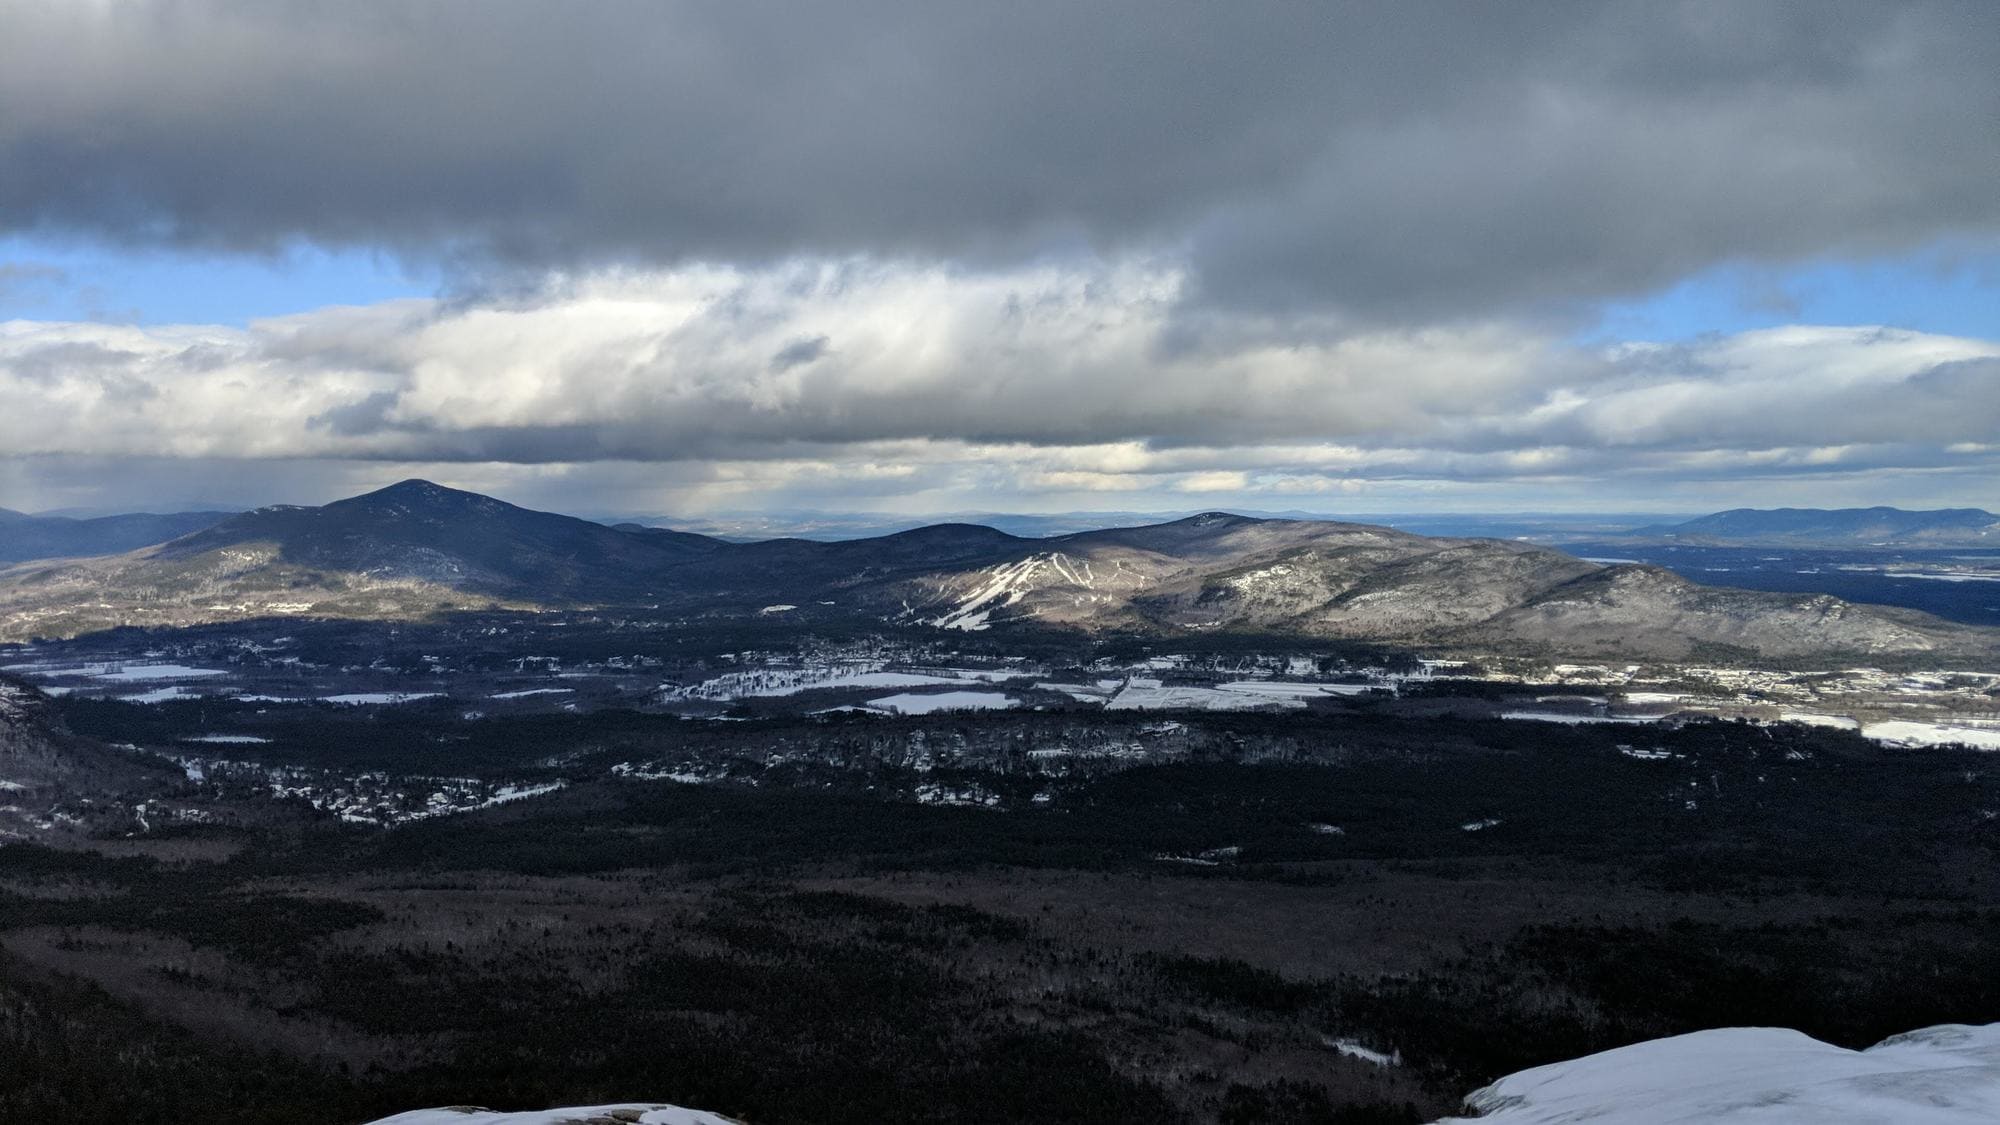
[2,1,1997,520]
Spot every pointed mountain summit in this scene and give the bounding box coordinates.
[153,479,724,597]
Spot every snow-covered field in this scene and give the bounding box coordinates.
[87,663,231,681]
[122,686,199,704]
[1498,711,1658,726]
[1863,720,2000,750]
[368,1104,738,1125]
[867,690,1018,715]
[1780,712,1861,730]
[2,661,229,681]
[1440,1022,2000,1124]
[664,665,995,701]
[1106,677,1375,711]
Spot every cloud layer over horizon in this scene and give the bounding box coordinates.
[1,1,1997,514]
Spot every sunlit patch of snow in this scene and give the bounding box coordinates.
[1779,712,1860,730]
[489,688,575,700]
[611,762,725,784]
[1439,1022,2000,1124]
[323,692,444,705]
[1110,678,1289,711]
[758,604,798,614]
[1325,1037,1400,1066]
[932,555,1058,630]
[666,665,980,701]
[1037,682,1117,702]
[1216,679,1378,699]
[181,734,271,744]
[1460,817,1502,832]
[1864,721,2000,750]
[867,691,1019,715]
[1499,711,1657,725]
[366,1102,740,1124]
[88,664,231,681]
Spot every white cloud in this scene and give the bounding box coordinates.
[0,261,1996,514]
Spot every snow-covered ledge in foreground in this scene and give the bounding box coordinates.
[368,1105,739,1125]
[1437,1022,2000,1124]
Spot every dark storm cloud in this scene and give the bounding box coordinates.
[2,1,1997,319]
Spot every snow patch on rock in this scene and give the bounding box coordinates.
[1439,1022,2000,1124]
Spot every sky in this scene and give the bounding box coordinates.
[1,2,1997,520]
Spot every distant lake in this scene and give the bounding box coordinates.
[1557,544,2000,626]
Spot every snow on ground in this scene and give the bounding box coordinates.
[1037,682,1118,702]
[1109,678,1291,711]
[1214,680,1380,699]
[1780,712,1861,730]
[1107,677,1374,711]
[323,692,444,705]
[929,553,1090,631]
[1326,1037,1400,1066]
[867,691,1019,715]
[1498,711,1657,725]
[86,663,230,681]
[367,1103,739,1124]
[122,686,199,704]
[1437,1022,2000,1124]
[3,661,231,681]
[666,665,983,701]
[490,688,575,700]
[181,734,271,744]
[1864,720,2000,750]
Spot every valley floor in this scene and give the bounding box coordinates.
[2,616,1997,1122]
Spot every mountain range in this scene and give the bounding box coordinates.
[1625,506,2000,547]
[0,507,234,564]
[1,480,1992,662]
